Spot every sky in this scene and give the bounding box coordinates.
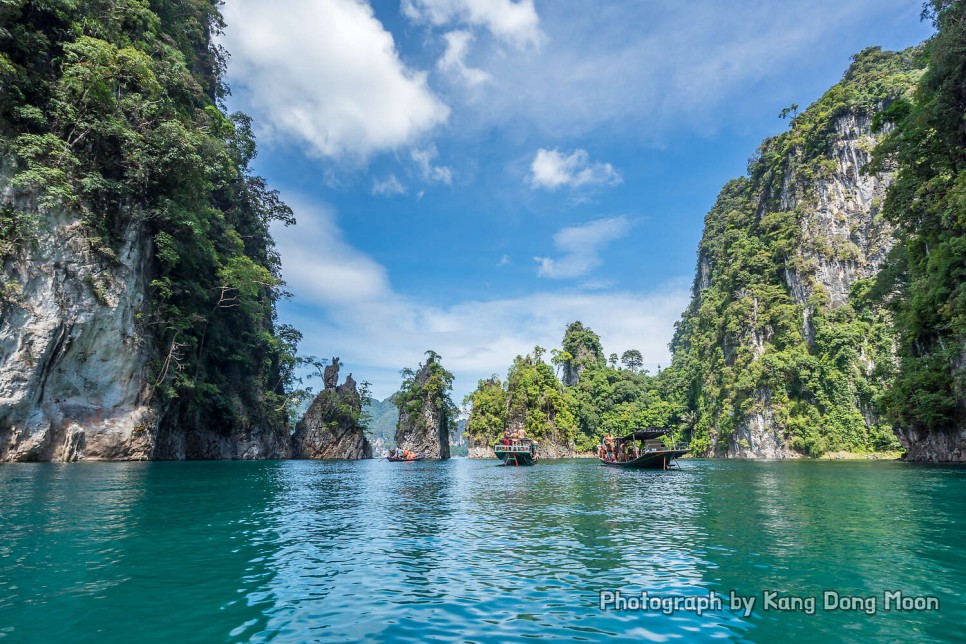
[219,0,935,403]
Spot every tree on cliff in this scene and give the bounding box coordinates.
[621,350,644,372]
[392,350,457,458]
[560,321,605,386]
[868,0,966,438]
[463,377,507,446]
[0,0,300,437]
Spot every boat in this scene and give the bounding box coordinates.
[598,428,688,470]
[495,439,538,466]
[386,448,426,462]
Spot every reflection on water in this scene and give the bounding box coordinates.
[1,459,964,642]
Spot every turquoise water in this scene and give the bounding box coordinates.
[1,458,964,643]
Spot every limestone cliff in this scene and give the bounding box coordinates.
[393,356,453,459]
[0,196,293,462]
[724,111,895,459]
[0,203,155,461]
[291,358,372,460]
[670,47,924,458]
[0,2,296,461]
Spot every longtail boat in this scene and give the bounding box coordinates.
[495,439,538,466]
[598,428,688,470]
[386,449,426,462]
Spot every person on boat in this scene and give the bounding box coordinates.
[604,435,615,462]
[503,430,511,446]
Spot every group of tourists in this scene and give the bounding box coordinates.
[502,428,528,446]
[598,434,641,463]
[388,447,420,460]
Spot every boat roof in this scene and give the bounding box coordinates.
[616,427,671,441]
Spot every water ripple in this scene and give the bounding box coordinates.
[1,459,964,642]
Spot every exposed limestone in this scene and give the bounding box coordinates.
[291,358,372,460]
[724,113,895,458]
[0,206,156,462]
[466,435,495,459]
[394,359,451,459]
[0,183,290,461]
[897,426,966,463]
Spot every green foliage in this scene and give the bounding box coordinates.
[505,349,576,444]
[560,321,605,384]
[463,377,507,446]
[869,1,966,433]
[664,47,922,456]
[0,1,300,431]
[465,324,683,453]
[392,351,458,436]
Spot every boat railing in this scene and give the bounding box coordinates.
[495,444,536,452]
[637,439,689,452]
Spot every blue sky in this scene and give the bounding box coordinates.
[219,0,934,402]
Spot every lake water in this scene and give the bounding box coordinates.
[1,458,964,642]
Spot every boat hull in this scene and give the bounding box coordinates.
[599,449,688,469]
[494,446,537,466]
[387,456,426,462]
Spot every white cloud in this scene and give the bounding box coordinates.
[272,200,393,305]
[403,0,544,47]
[411,146,454,184]
[438,30,492,86]
[416,0,928,142]
[282,283,689,402]
[529,148,622,190]
[372,175,407,196]
[534,216,632,279]
[497,254,511,267]
[273,197,684,400]
[222,0,448,159]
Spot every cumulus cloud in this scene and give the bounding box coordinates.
[411,146,454,184]
[534,217,632,280]
[403,0,544,47]
[438,30,492,86]
[272,200,393,305]
[414,0,928,142]
[221,0,448,159]
[529,148,622,190]
[372,175,407,196]
[272,197,684,400]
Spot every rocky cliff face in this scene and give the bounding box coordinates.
[728,113,894,458]
[671,47,923,459]
[466,435,495,459]
[0,188,290,462]
[291,358,372,460]
[896,426,966,463]
[394,361,451,459]
[0,201,156,461]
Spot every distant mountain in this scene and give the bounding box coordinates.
[364,397,399,445]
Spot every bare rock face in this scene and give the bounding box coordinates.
[724,114,895,459]
[0,179,290,462]
[466,434,494,459]
[0,206,156,462]
[896,427,966,463]
[291,358,372,460]
[394,361,450,459]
